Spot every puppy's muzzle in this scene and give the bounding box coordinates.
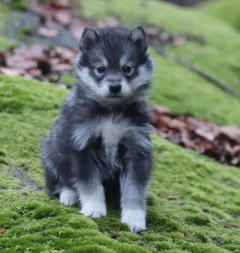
[109,82,122,94]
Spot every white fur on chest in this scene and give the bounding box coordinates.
[72,116,130,155]
[94,116,129,167]
[94,116,129,148]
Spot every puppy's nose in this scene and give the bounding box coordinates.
[109,83,121,94]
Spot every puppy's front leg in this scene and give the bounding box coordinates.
[120,149,152,233]
[72,150,106,218]
[77,178,106,218]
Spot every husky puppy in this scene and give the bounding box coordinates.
[41,26,155,233]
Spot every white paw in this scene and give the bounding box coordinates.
[121,209,146,233]
[59,188,78,206]
[80,201,107,218]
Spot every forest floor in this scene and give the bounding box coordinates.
[1,0,240,252]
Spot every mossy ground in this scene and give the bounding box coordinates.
[1,75,240,252]
[203,0,240,32]
[150,50,240,126]
[1,0,240,252]
[0,36,18,51]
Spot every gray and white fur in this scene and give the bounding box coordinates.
[41,26,155,233]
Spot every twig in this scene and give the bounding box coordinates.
[174,57,240,99]
[153,45,240,100]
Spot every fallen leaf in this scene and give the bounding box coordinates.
[0,67,24,76]
[0,228,6,233]
[220,125,240,141]
[27,68,42,78]
[53,10,72,26]
[149,106,240,168]
[38,27,58,37]
[55,47,76,59]
[97,16,120,28]
[52,63,72,72]
[0,51,6,66]
[50,0,70,9]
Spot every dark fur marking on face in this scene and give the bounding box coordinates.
[75,27,154,101]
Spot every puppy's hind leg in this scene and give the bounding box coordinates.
[42,147,78,206]
[44,163,78,206]
[43,162,59,199]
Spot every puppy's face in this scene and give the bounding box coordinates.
[76,27,154,103]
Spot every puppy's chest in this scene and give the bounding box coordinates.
[92,117,130,168]
[94,117,129,148]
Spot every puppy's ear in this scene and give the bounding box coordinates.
[129,26,148,53]
[79,27,99,51]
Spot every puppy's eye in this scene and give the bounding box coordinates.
[122,65,132,74]
[96,66,106,74]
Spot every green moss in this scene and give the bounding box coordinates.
[19,27,33,36]
[183,243,229,253]
[156,241,177,250]
[0,76,66,113]
[5,0,28,11]
[60,72,77,87]
[147,208,179,232]
[0,36,18,51]
[150,51,240,126]
[0,211,19,228]
[1,74,240,251]
[204,0,240,31]
[185,214,210,225]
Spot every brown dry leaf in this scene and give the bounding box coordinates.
[150,105,171,114]
[97,16,120,28]
[0,44,76,82]
[54,10,72,26]
[231,157,240,166]
[173,36,187,46]
[27,68,42,78]
[52,63,72,72]
[159,32,171,42]
[0,51,6,66]
[0,228,6,233]
[8,57,38,70]
[145,26,166,41]
[49,57,61,66]
[31,4,54,22]
[225,224,240,229]
[149,106,240,167]
[69,19,86,40]
[50,0,70,9]
[38,27,58,37]
[183,232,190,238]
[220,126,240,142]
[0,67,24,76]
[145,27,161,39]
[195,127,217,141]
[13,46,46,60]
[55,47,76,60]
